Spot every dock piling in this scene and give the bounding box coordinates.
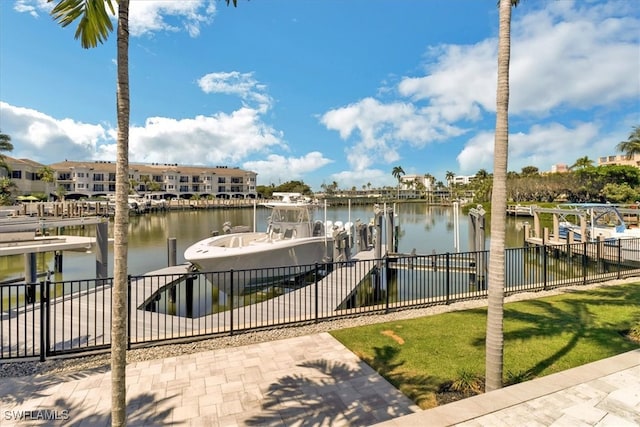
[167,238,177,267]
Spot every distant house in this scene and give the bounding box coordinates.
[598,154,640,168]
[1,156,52,197]
[551,163,569,173]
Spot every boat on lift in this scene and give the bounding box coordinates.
[184,192,349,294]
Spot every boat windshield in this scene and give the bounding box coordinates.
[271,207,311,223]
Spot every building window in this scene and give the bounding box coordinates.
[218,177,226,183]
[11,170,22,179]
[93,173,104,181]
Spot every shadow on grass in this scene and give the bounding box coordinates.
[244,356,418,426]
[481,283,640,382]
[361,345,441,409]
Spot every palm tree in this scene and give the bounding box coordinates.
[570,156,594,170]
[37,166,55,200]
[49,1,129,423]
[616,125,640,160]
[486,0,518,392]
[475,169,489,180]
[445,171,455,201]
[392,166,405,199]
[0,130,13,174]
[49,2,239,423]
[0,177,17,205]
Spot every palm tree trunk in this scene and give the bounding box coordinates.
[486,0,512,392]
[112,1,130,425]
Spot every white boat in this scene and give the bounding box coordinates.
[557,204,640,261]
[558,204,640,241]
[184,193,347,294]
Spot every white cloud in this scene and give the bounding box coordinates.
[398,40,495,122]
[15,0,218,38]
[1,101,287,168]
[0,102,108,162]
[397,2,639,119]
[328,169,389,190]
[198,72,273,113]
[243,152,333,184]
[321,0,639,179]
[102,107,285,165]
[13,0,49,18]
[456,122,601,174]
[321,97,463,171]
[128,0,217,38]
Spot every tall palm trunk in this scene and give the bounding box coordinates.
[112,1,130,425]
[486,0,512,392]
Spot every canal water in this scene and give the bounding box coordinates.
[0,202,529,283]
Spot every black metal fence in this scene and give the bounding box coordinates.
[3,238,640,361]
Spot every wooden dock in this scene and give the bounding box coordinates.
[506,204,536,216]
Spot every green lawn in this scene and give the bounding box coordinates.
[329,283,640,409]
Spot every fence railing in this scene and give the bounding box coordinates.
[3,238,640,361]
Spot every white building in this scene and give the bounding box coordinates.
[48,160,257,200]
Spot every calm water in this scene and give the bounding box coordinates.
[0,203,529,282]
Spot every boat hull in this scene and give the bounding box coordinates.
[184,233,332,294]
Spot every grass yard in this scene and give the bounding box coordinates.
[329,283,640,409]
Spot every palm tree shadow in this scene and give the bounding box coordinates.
[1,368,173,425]
[0,364,111,406]
[45,392,174,426]
[245,352,420,426]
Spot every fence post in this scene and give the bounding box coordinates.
[385,257,390,314]
[582,241,588,286]
[230,270,234,336]
[127,276,132,350]
[39,280,47,362]
[445,252,450,304]
[543,244,548,291]
[44,278,51,360]
[314,263,319,323]
[617,239,621,280]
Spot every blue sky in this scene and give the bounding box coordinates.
[0,0,638,191]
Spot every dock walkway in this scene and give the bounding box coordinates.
[2,250,378,357]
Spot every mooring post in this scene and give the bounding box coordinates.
[96,221,108,280]
[54,251,63,273]
[386,209,395,253]
[167,237,177,267]
[468,205,487,290]
[24,252,37,304]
